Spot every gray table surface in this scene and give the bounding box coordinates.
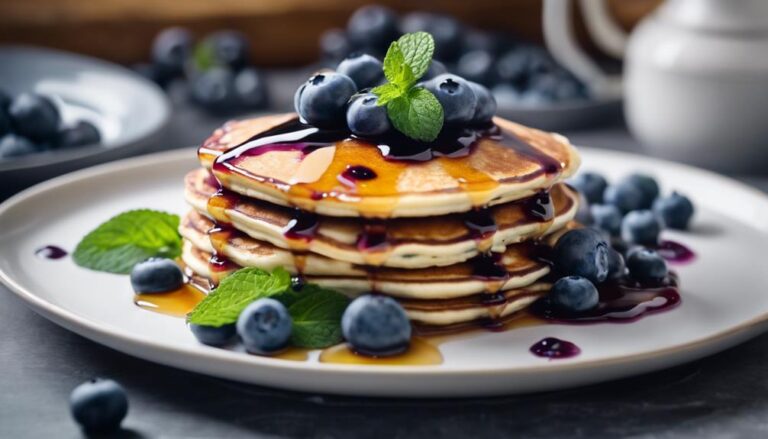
[3,86,768,439]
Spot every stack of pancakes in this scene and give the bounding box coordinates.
[181,113,581,331]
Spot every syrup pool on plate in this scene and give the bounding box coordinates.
[319,338,443,365]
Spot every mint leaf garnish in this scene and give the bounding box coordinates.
[188,267,291,327]
[396,32,435,80]
[73,209,181,274]
[284,284,349,349]
[373,32,444,142]
[192,41,216,72]
[387,87,444,142]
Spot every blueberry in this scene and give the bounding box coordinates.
[8,93,61,142]
[296,72,357,127]
[574,192,594,226]
[569,171,607,204]
[603,181,645,214]
[0,105,10,136]
[457,50,496,86]
[550,276,599,312]
[234,67,269,109]
[606,248,626,279]
[421,59,448,81]
[495,47,554,88]
[320,28,352,62]
[552,228,609,283]
[237,298,292,354]
[0,89,11,111]
[70,378,128,433]
[346,92,390,137]
[530,70,587,102]
[0,134,38,158]
[653,192,694,230]
[626,248,668,283]
[424,74,477,124]
[462,29,504,55]
[190,67,238,113]
[467,82,497,124]
[57,120,101,148]
[206,30,250,70]
[132,62,171,87]
[491,84,521,107]
[622,173,660,209]
[337,53,384,89]
[400,13,464,62]
[151,27,192,79]
[342,294,411,356]
[621,210,662,246]
[591,204,622,236]
[189,323,236,346]
[130,258,184,294]
[347,5,399,54]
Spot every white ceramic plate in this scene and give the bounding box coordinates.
[1,147,767,398]
[0,46,170,189]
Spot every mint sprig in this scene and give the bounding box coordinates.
[284,284,349,349]
[73,209,182,274]
[372,32,444,142]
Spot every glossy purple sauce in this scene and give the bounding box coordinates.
[471,253,509,281]
[463,208,497,240]
[523,191,554,222]
[530,337,581,359]
[356,224,389,252]
[338,165,377,187]
[655,240,696,264]
[282,210,319,241]
[35,245,68,260]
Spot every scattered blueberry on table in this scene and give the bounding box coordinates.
[70,378,129,434]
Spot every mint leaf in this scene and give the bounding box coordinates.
[285,284,349,349]
[371,82,403,106]
[73,209,181,274]
[382,41,415,87]
[193,41,217,72]
[188,267,291,327]
[387,87,444,142]
[397,32,435,80]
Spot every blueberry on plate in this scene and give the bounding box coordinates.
[400,12,464,62]
[421,59,448,81]
[296,72,357,127]
[653,192,695,230]
[424,74,477,124]
[622,173,660,209]
[189,323,236,347]
[0,134,38,159]
[569,171,607,204]
[606,248,626,279]
[457,50,496,86]
[190,67,238,113]
[573,192,594,226]
[237,298,292,354]
[552,228,609,284]
[590,204,622,236]
[346,5,399,54]
[530,70,586,102]
[206,30,250,71]
[8,93,61,142]
[621,209,662,246]
[151,27,193,79]
[550,276,599,312]
[342,294,411,356]
[130,258,184,294]
[337,53,384,90]
[626,248,668,283]
[70,378,128,434]
[57,120,101,149]
[603,181,645,214]
[320,28,352,63]
[347,92,391,137]
[467,81,497,124]
[234,67,269,109]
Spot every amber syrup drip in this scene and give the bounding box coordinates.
[134,283,206,318]
[319,338,443,365]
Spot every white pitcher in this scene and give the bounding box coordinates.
[543,0,768,173]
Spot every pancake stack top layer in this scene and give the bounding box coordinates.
[182,113,581,329]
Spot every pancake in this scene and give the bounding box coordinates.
[179,210,555,300]
[198,114,580,218]
[181,237,550,327]
[185,168,579,268]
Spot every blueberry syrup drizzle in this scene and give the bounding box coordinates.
[524,191,554,222]
[655,240,696,264]
[356,223,389,252]
[463,209,497,240]
[35,245,68,260]
[530,337,581,359]
[338,165,378,187]
[282,209,320,241]
[471,252,510,281]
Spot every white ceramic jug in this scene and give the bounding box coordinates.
[544,0,768,173]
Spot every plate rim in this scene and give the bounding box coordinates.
[2,146,768,378]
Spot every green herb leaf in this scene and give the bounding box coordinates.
[192,41,217,72]
[371,82,403,106]
[387,87,444,142]
[188,267,291,327]
[285,284,349,349]
[382,41,414,87]
[73,209,181,274]
[396,32,435,80]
